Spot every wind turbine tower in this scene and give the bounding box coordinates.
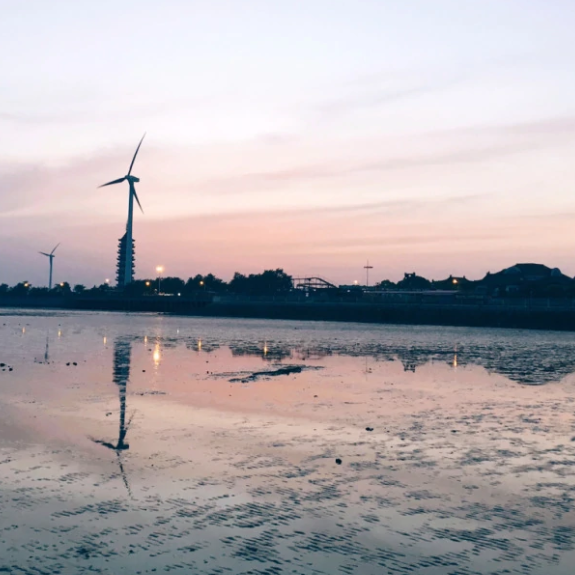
[39,243,60,289]
[99,134,146,287]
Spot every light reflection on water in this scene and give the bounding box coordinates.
[152,341,161,366]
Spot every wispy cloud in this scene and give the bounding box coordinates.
[200,116,575,195]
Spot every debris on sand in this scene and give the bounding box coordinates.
[229,365,322,383]
[335,458,342,465]
[365,427,374,432]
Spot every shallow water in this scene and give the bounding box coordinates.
[1,310,575,574]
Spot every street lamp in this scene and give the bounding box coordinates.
[156,266,163,294]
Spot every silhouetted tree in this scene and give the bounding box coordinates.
[201,273,226,292]
[124,279,151,296]
[184,274,226,294]
[0,283,9,295]
[228,272,248,294]
[10,281,31,296]
[29,287,49,297]
[159,276,185,295]
[52,282,71,295]
[376,279,397,289]
[73,284,86,294]
[397,273,431,290]
[229,269,292,295]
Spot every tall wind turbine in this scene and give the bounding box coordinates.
[99,134,146,287]
[39,243,60,289]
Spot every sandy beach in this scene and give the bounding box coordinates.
[1,310,575,574]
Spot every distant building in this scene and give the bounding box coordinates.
[116,233,135,288]
[479,263,573,296]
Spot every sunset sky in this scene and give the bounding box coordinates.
[1,0,575,287]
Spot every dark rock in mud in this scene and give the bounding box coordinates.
[365,427,374,432]
[335,458,342,465]
[229,364,320,383]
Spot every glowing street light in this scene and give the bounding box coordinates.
[156,266,164,294]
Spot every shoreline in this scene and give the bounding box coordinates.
[2,295,575,331]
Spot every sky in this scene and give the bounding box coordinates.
[1,0,575,287]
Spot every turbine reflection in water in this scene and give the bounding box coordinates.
[92,337,134,497]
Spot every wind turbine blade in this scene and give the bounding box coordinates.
[99,177,126,188]
[51,242,60,255]
[39,252,50,257]
[132,189,144,214]
[127,133,146,176]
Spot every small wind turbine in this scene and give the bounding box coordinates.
[39,243,60,289]
[99,134,146,286]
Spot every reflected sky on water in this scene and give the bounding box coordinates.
[2,310,575,575]
[3,310,575,386]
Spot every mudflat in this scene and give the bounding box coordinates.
[1,310,574,574]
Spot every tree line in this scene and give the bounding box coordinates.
[0,269,294,298]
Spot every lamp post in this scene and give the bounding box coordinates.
[156,266,163,294]
[364,260,374,287]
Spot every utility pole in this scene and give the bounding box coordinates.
[364,260,374,287]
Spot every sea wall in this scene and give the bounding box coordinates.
[2,295,575,331]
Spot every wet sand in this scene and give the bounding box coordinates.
[1,311,575,574]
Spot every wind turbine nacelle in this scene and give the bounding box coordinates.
[126,175,140,183]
